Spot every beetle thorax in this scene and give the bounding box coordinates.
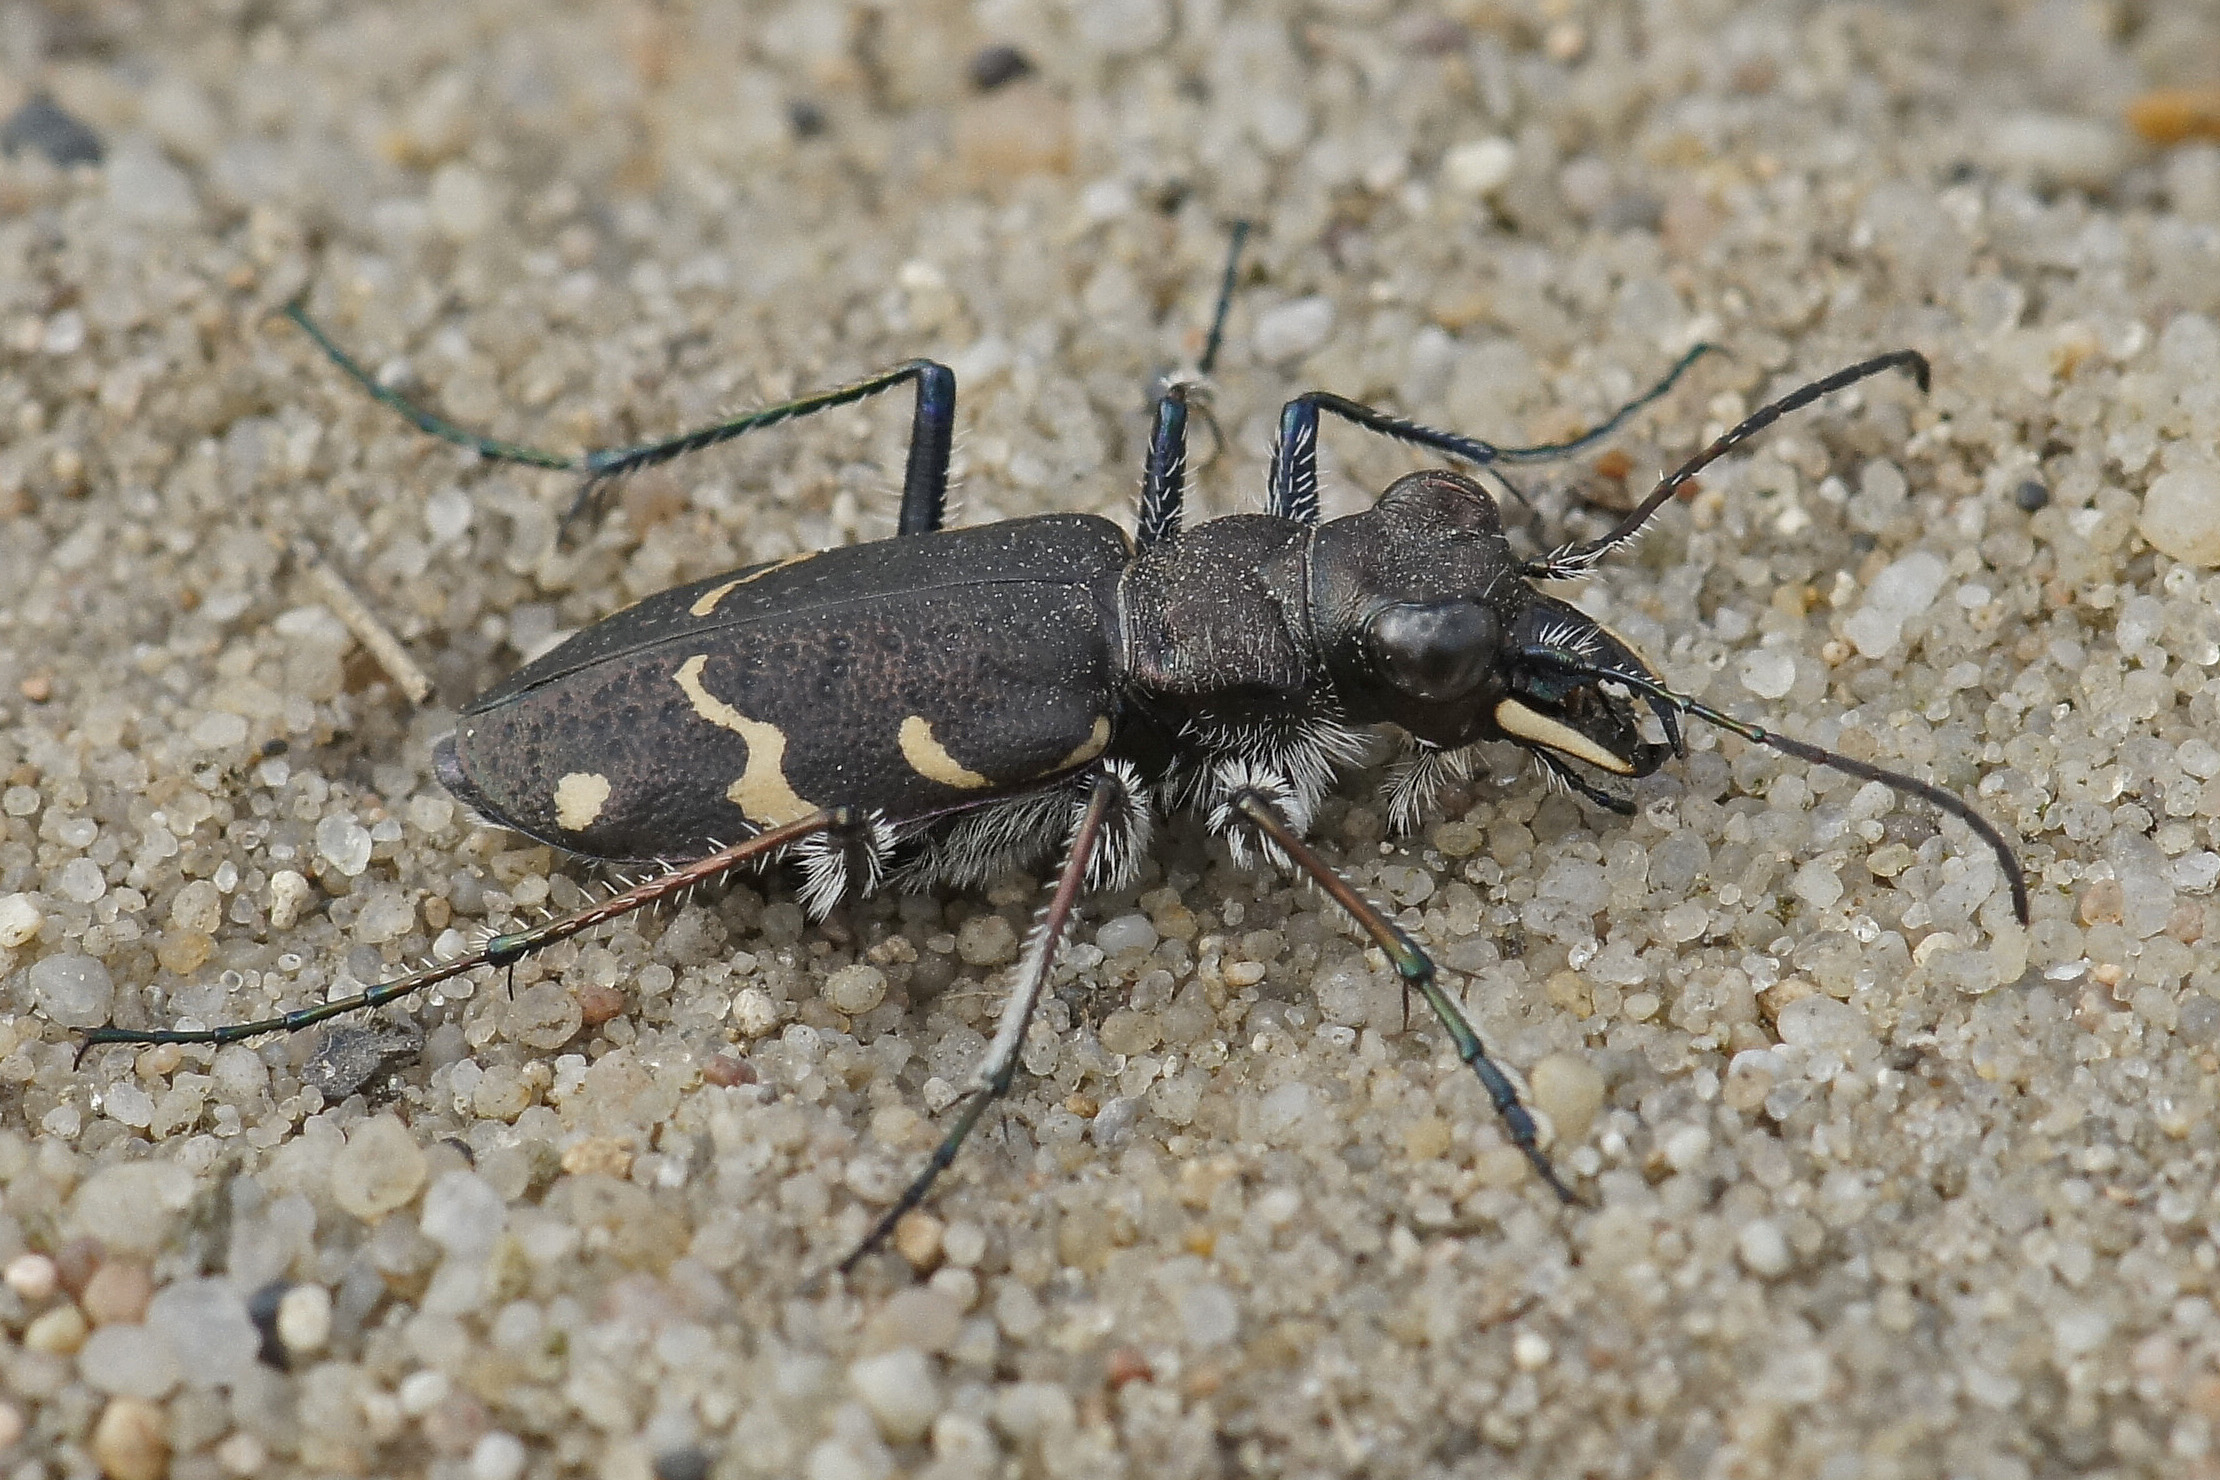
[1119,514,1315,730]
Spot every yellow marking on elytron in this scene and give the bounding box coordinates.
[900,716,994,789]
[1494,699,1635,775]
[673,655,817,824]
[553,772,612,832]
[1050,715,1111,773]
[690,552,818,617]
[688,580,743,618]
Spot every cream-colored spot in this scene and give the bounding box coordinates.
[552,772,612,832]
[1494,699,1634,774]
[900,715,993,789]
[688,580,743,618]
[1049,715,1111,774]
[673,655,816,823]
[687,553,817,617]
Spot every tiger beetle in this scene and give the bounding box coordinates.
[88,227,2029,1274]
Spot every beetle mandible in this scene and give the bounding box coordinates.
[89,228,2029,1272]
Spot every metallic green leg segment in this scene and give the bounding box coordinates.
[284,301,574,470]
[286,300,959,536]
[1267,342,1719,523]
[578,358,957,535]
[1137,222,1254,549]
[1479,339,1718,463]
[1232,793,1577,1204]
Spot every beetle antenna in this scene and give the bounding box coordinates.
[1525,350,1930,580]
[1528,651,2029,925]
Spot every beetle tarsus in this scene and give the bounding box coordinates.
[82,812,844,1053]
[832,775,1119,1276]
[1228,788,1578,1206]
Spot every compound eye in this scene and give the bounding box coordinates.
[1365,599,1500,702]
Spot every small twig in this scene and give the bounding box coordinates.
[293,540,434,706]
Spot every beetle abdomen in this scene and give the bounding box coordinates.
[438,517,1130,861]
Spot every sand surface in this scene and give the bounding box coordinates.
[5,2,2220,1476]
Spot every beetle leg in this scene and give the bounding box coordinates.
[1265,343,1716,524]
[80,810,848,1053]
[1226,790,1579,1205]
[1195,221,1248,389]
[284,302,958,538]
[793,812,900,917]
[1383,740,1480,834]
[567,357,959,536]
[1266,395,1326,523]
[838,772,1123,1274]
[283,301,575,474]
[1136,383,1197,548]
[1137,223,1250,548]
[1527,746,1639,816]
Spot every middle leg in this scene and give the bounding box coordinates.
[1135,222,1252,548]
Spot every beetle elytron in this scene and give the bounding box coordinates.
[90,230,2028,1271]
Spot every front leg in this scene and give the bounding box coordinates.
[1215,780,1577,1204]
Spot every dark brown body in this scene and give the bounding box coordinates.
[437,473,1665,878]
[438,515,1130,860]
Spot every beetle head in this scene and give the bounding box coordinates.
[1314,469,1678,779]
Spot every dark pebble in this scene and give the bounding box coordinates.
[1,96,104,166]
[2014,478,2050,512]
[653,1446,712,1480]
[787,99,827,138]
[702,1053,756,1087]
[54,1237,104,1300]
[247,1280,292,1370]
[969,44,1035,92]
